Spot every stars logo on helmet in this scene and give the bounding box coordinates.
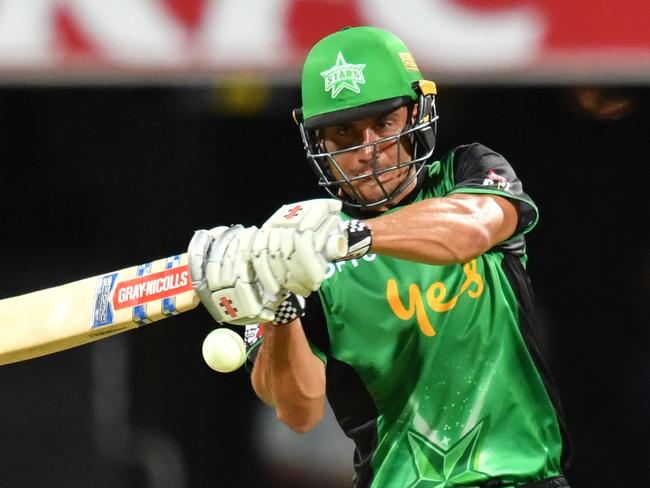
[320,52,366,99]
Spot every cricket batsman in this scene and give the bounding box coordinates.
[189,26,572,487]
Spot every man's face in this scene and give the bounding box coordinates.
[319,105,416,209]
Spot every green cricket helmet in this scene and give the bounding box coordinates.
[293,26,438,209]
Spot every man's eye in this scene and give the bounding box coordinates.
[376,119,392,131]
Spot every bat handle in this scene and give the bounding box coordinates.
[325,220,371,262]
[324,232,351,261]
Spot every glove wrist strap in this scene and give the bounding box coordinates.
[271,293,306,326]
[343,219,372,259]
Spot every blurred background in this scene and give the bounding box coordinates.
[0,1,648,487]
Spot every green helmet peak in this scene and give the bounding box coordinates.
[301,26,424,129]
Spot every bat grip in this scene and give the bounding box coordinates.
[324,233,348,261]
[326,219,371,262]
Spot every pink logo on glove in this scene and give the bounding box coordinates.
[283,205,303,220]
[219,296,239,318]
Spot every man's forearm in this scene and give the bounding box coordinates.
[251,318,326,433]
[366,194,518,264]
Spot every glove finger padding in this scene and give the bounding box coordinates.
[313,213,345,256]
[188,226,234,289]
[189,225,276,326]
[262,199,342,233]
[251,229,280,295]
[188,228,216,294]
[287,229,327,295]
[252,230,315,297]
[204,225,245,289]
[266,228,291,286]
[228,226,258,284]
[258,199,345,296]
[189,226,241,323]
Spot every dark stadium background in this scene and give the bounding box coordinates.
[0,85,647,487]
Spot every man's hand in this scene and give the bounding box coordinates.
[253,199,344,297]
[188,225,282,325]
[188,199,347,326]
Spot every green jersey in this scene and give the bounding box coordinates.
[246,143,570,487]
[305,144,568,487]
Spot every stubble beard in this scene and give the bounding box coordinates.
[346,164,416,209]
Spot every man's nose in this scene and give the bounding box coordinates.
[357,129,377,162]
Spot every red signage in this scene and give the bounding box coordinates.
[113,265,192,310]
[0,0,648,79]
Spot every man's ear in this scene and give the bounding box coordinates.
[411,103,419,123]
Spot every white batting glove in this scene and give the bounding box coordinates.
[252,199,346,297]
[188,225,284,326]
[187,200,351,326]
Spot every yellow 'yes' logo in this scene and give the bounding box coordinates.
[386,260,484,336]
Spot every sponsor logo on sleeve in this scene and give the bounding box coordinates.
[482,168,512,192]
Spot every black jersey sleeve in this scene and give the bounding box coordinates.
[449,143,538,236]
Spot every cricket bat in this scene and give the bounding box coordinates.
[0,229,349,366]
[0,253,199,366]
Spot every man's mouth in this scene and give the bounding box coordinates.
[355,169,395,183]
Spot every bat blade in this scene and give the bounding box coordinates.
[0,253,199,366]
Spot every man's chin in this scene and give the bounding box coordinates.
[349,186,398,207]
[356,176,416,207]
